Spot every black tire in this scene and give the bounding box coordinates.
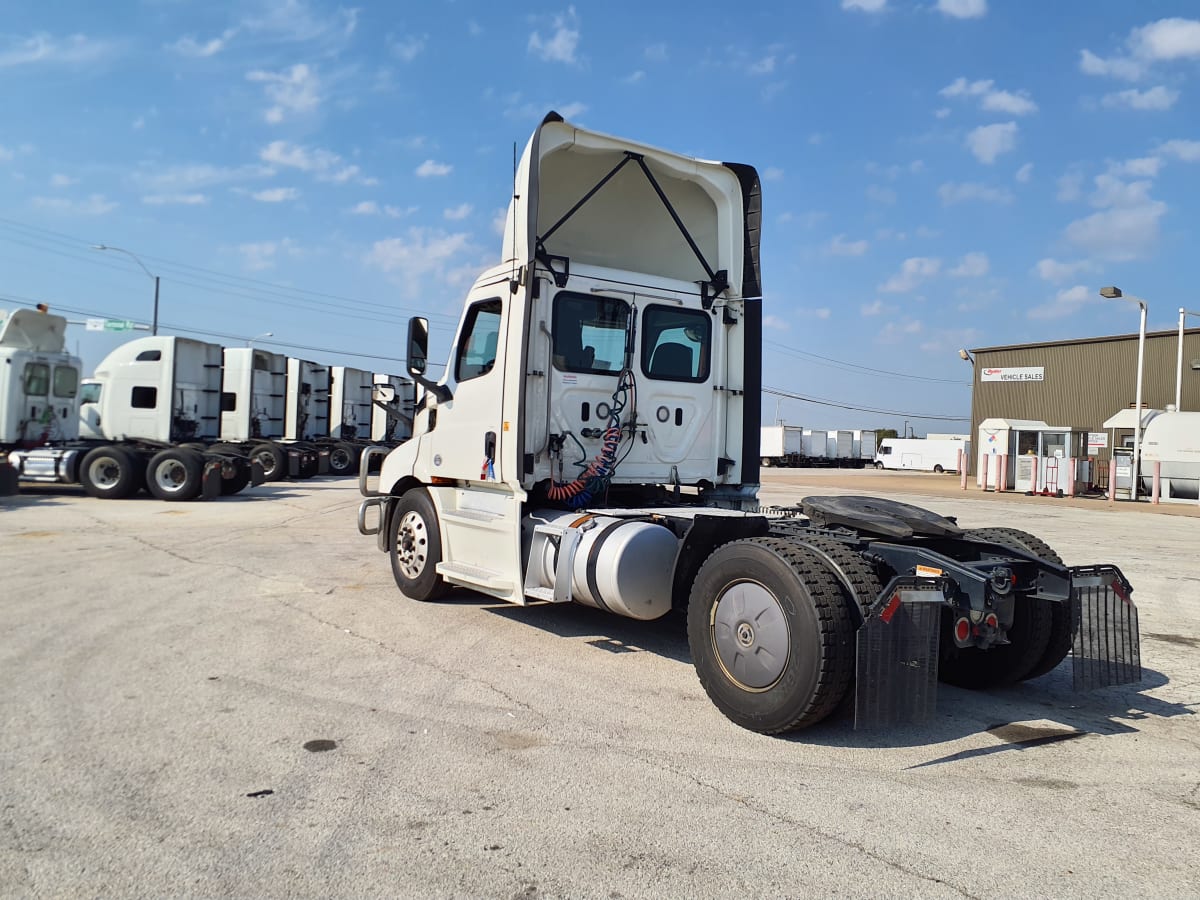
[761,456,773,468]
[389,488,451,601]
[250,442,287,481]
[874,461,884,470]
[219,460,253,496]
[966,527,1071,681]
[778,533,883,623]
[145,448,205,501]
[687,538,855,733]
[328,442,358,476]
[79,445,141,499]
[933,464,945,474]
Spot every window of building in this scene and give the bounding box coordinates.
[23,363,50,396]
[641,305,710,382]
[455,298,503,382]
[79,382,102,405]
[135,349,162,362]
[552,293,629,375]
[131,386,158,409]
[53,366,79,398]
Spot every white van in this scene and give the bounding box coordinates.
[874,438,968,473]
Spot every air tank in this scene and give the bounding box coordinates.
[524,511,679,620]
[1139,410,1200,500]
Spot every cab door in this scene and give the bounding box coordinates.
[429,295,506,482]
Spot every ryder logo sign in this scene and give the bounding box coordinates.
[981,366,1045,383]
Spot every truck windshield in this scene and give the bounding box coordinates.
[79,382,102,404]
[552,293,628,375]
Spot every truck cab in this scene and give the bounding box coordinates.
[0,308,80,449]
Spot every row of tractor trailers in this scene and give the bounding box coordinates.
[0,306,415,501]
[759,425,878,468]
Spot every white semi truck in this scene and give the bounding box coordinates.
[3,312,259,500]
[358,113,1139,733]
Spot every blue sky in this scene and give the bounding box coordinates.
[3,0,1200,433]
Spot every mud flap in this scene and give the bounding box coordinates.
[854,586,943,729]
[201,460,223,500]
[1070,568,1141,689]
[250,459,266,486]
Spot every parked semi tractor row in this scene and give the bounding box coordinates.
[356,112,1140,733]
[1,306,416,500]
[759,425,876,468]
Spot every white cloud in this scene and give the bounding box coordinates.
[1015,163,1033,183]
[49,173,77,187]
[141,193,209,206]
[528,8,581,64]
[937,0,986,18]
[168,29,236,58]
[1056,171,1084,202]
[1028,284,1092,320]
[252,187,299,203]
[949,252,989,277]
[879,257,941,293]
[966,122,1017,164]
[349,201,412,217]
[134,162,269,192]
[877,319,924,344]
[799,307,832,320]
[1078,48,1144,81]
[390,34,427,62]
[860,299,893,316]
[644,42,668,62]
[1035,258,1094,283]
[246,63,320,123]
[260,140,338,173]
[940,77,1035,115]
[748,56,776,76]
[351,201,380,215]
[1130,17,1200,61]
[365,227,474,297]
[622,70,644,84]
[1065,200,1166,262]
[238,239,301,272]
[762,314,791,331]
[32,194,118,215]
[444,203,473,220]
[762,166,784,181]
[1159,139,1200,162]
[934,107,951,119]
[240,2,358,49]
[842,0,887,11]
[825,234,869,257]
[1110,157,1162,178]
[1090,173,1156,209]
[0,32,116,67]
[1102,86,1179,111]
[937,181,1013,205]
[416,159,453,177]
[866,185,897,204]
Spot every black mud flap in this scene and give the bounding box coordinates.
[854,586,943,729]
[317,449,331,475]
[201,461,223,500]
[250,459,266,486]
[0,462,18,497]
[1070,567,1141,689]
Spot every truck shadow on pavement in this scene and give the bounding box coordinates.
[480,599,1193,748]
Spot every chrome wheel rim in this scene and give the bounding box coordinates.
[396,510,430,579]
[154,459,188,493]
[711,581,790,691]
[87,456,121,489]
[254,449,277,477]
[330,448,352,471]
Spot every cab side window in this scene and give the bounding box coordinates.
[641,305,710,382]
[455,298,503,382]
[23,363,51,396]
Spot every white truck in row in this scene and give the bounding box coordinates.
[873,437,969,473]
[759,425,876,467]
[356,112,1139,734]
[1,307,415,500]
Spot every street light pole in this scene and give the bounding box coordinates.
[1100,286,1147,501]
[92,244,160,336]
[248,331,273,350]
[1177,308,1200,411]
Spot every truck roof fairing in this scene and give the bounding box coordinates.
[501,111,761,302]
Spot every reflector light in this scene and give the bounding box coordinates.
[985,613,998,629]
[880,594,902,624]
[954,618,970,642]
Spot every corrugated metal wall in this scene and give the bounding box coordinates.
[969,329,1200,467]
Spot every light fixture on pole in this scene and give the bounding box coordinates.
[1099,286,1147,501]
[248,331,273,350]
[774,396,784,426]
[92,244,160,336]
[957,348,975,365]
[1176,308,1200,411]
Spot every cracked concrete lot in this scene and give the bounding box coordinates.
[2,474,1198,898]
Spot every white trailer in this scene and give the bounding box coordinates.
[873,437,967,473]
[759,424,804,467]
[854,430,877,460]
[371,374,416,443]
[220,347,319,480]
[5,318,260,500]
[801,429,827,460]
[354,111,1138,735]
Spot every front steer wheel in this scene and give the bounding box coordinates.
[389,488,451,601]
[687,538,855,734]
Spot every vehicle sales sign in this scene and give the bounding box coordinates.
[981,366,1045,383]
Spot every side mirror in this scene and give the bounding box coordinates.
[407,317,429,377]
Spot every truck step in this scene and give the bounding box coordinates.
[440,508,509,531]
[435,561,513,592]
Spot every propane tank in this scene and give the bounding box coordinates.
[524,511,679,620]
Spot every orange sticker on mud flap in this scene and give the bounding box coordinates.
[915,565,943,578]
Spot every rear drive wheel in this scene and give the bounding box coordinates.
[874,461,884,470]
[687,538,855,733]
[79,446,140,499]
[933,464,945,474]
[219,459,253,496]
[146,448,205,501]
[250,442,286,481]
[966,527,1071,681]
[328,442,358,476]
[761,456,772,468]
[389,488,450,601]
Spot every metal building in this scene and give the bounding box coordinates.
[967,327,1200,475]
